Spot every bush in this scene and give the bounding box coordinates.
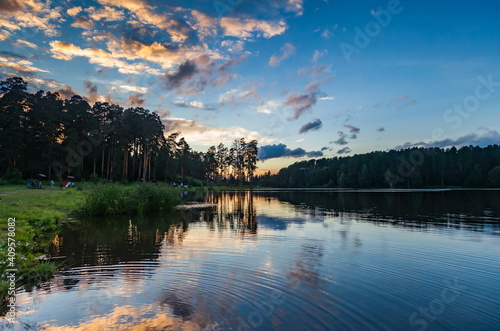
[3,167,22,181]
[81,183,181,216]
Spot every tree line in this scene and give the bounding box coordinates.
[254,145,500,188]
[0,77,259,185]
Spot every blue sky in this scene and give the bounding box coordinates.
[1,0,499,173]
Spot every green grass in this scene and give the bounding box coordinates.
[0,183,182,304]
[0,186,85,304]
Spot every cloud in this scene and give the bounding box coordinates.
[191,10,217,38]
[67,6,82,16]
[393,129,500,150]
[49,41,161,75]
[163,55,244,91]
[53,86,78,100]
[298,65,332,78]
[286,0,304,16]
[0,1,62,37]
[120,85,148,93]
[320,24,337,39]
[128,93,146,107]
[258,143,323,161]
[220,84,259,105]
[84,80,99,103]
[173,100,216,111]
[0,56,49,73]
[0,0,24,13]
[388,95,409,106]
[285,92,319,120]
[163,117,273,147]
[176,88,204,96]
[221,17,287,39]
[398,99,416,110]
[321,29,333,39]
[337,147,351,154]
[343,124,360,134]
[88,6,125,22]
[312,49,327,63]
[164,60,198,90]
[13,39,38,49]
[299,119,322,134]
[377,127,385,132]
[96,0,195,43]
[333,131,348,145]
[255,99,280,114]
[71,16,94,30]
[0,29,10,41]
[0,51,26,59]
[269,43,295,67]
[372,99,386,109]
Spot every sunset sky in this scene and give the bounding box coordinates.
[1,0,499,173]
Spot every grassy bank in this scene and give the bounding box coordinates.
[0,183,181,304]
[0,186,84,300]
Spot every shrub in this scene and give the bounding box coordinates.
[81,183,181,216]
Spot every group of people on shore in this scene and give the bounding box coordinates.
[26,180,75,189]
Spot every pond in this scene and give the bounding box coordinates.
[2,190,500,330]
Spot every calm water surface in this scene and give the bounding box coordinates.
[2,190,500,330]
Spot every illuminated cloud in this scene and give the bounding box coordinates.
[66,6,82,17]
[120,85,148,93]
[87,6,125,22]
[71,16,94,30]
[0,56,49,73]
[13,39,38,49]
[96,0,194,42]
[0,0,63,37]
[221,17,287,39]
[163,118,274,147]
[173,100,216,111]
[49,41,161,75]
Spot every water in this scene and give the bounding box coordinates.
[2,190,500,330]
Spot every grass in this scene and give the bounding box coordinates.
[0,182,182,304]
[0,186,85,303]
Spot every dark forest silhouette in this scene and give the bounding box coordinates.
[0,77,258,185]
[2,76,500,188]
[255,145,500,188]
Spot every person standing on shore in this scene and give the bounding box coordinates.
[50,180,54,189]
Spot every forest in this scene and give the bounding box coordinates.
[255,145,500,188]
[2,76,500,189]
[0,77,258,185]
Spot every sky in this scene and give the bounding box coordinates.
[1,0,500,173]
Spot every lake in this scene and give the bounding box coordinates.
[2,190,500,330]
